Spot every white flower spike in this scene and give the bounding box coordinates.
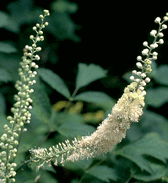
[29,12,168,170]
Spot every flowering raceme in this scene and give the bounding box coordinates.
[30,13,168,168]
[0,10,50,183]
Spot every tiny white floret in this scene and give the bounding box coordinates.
[150,44,156,49]
[136,62,143,69]
[142,49,149,55]
[153,51,158,56]
[145,77,151,83]
[143,41,148,47]
[141,73,146,78]
[150,30,157,36]
[155,17,161,23]
[159,39,164,44]
[162,24,167,29]
[158,32,164,37]
[140,81,146,86]
[152,56,157,60]
[137,56,142,61]
[130,76,135,81]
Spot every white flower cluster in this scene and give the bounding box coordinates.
[30,138,80,169]
[0,10,49,183]
[30,13,168,172]
[129,14,168,94]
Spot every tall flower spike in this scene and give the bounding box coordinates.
[0,10,49,183]
[30,13,168,168]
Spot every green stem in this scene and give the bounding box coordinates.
[135,20,164,91]
[64,87,79,112]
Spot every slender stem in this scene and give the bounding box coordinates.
[1,12,50,182]
[135,20,164,92]
[15,159,32,173]
[64,87,79,112]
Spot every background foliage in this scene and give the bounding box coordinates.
[1,0,168,182]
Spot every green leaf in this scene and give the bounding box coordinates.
[0,42,17,54]
[132,162,167,182]
[74,91,113,103]
[146,87,168,107]
[38,68,71,99]
[51,1,78,14]
[7,0,33,25]
[87,165,117,182]
[0,112,8,135]
[154,65,168,85]
[115,133,168,174]
[50,111,84,128]
[0,53,20,79]
[141,110,168,141]
[76,63,107,90]
[47,13,80,42]
[0,93,6,113]
[0,11,19,33]
[0,11,9,28]
[31,76,51,124]
[57,121,95,138]
[40,171,58,183]
[65,158,93,171]
[0,68,13,82]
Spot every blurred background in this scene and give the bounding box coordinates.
[1,1,168,99]
[1,0,168,182]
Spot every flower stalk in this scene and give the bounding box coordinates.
[30,13,168,169]
[0,10,50,183]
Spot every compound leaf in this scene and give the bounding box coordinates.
[74,91,113,103]
[146,87,168,107]
[57,121,95,138]
[115,133,168,174]
[87,165,117,182]
[0,42,17,54]
[154,65,168,85]
[76,63,107,90]
[0,68,13,82]
[38,68,71,99]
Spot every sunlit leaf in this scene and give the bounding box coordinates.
[76,63,107,90]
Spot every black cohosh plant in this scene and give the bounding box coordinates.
[30,15,168,165]
[0,10,50,183]
[0,10,168,182]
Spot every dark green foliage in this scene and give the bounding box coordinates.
[75,63,108,90]
[38,68,71,99]
[1,1,168,182]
